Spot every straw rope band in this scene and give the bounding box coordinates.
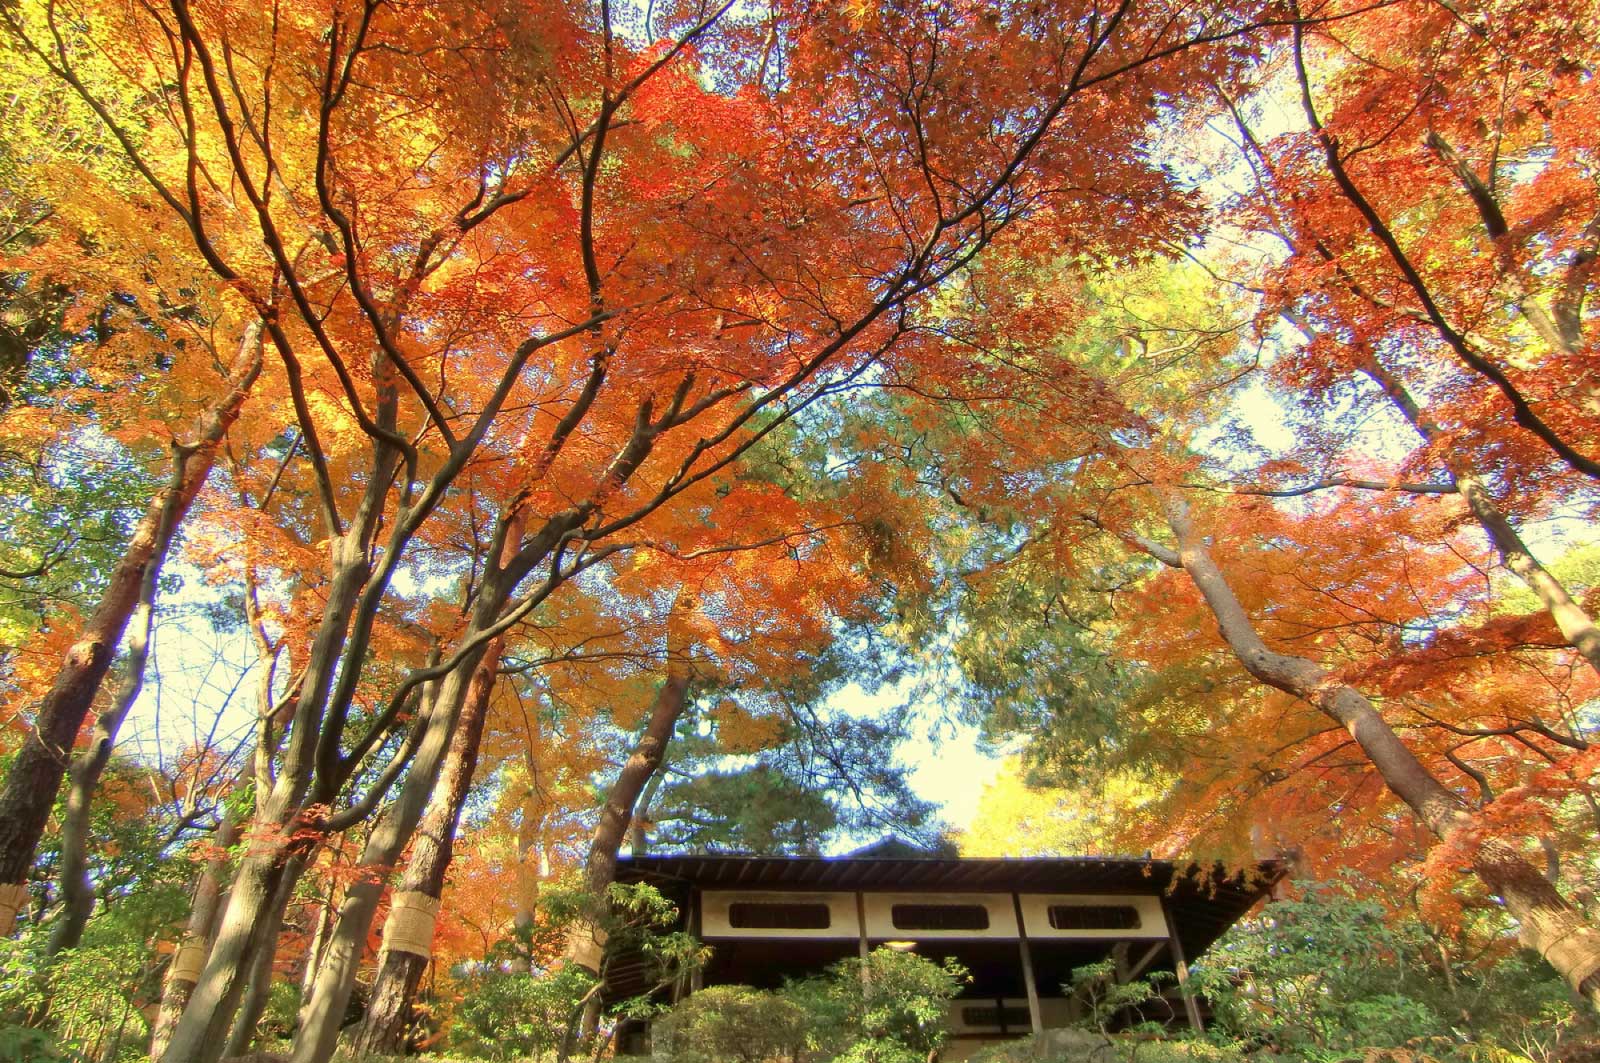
[0,883,28,934]
[383,891,441,958]
[1529,907,1600,992]
[567,924,609,973]
[169,939,208,984]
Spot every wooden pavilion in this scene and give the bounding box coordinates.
[608,850,1277,1051]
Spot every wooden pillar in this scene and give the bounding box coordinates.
[1125,941,1165,984]
[689,888,703,993]
[855,892,871,985]
[856,892,870,961]
[1012,893,1044,1035]
[1160,899,1203,1032]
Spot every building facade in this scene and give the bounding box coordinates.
[610,851,1276,1050]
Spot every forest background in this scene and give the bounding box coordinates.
[0,0,1598,1060]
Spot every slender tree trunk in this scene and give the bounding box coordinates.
[1289,25,1600,481]
[350,639,502,1056]
[161,530,373,1063]
[289,587,511,1063]
[291,501,533,1063]
[629,766,666,855]
[47,479,176,957]
[1360,360,1600,676]
[566,654,693,975]
[166,850,295,1063]
[177,497,572,1063]
[298,878,337,1018]
[151,813,241,1061]
[513,751,547,941]
[1157,494,1600,1006]
[223,929,281,1059]
[1423,133,1600,415]
[1454,468,1600,674]
[221,855,306,1059]
[175,315,643,1063]
[0,325,262,932]
[558,601,695,1062]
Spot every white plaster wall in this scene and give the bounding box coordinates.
[861,892,1019,939]
[698,890,859,939]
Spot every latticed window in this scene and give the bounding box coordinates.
[961,1006,1031,1028]
[890,903,990,931]
[726,902,832,929]
[1047,904,1141,930]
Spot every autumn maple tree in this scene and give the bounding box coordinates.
[0,0,1304,1060]
[2,0,1598,1056]
[872,0,1600,1001]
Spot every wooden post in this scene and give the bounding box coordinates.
[856,892,871,985]
[1125,941,1165,984]
[689,888,703,993]
[1161,899,1203,1032]
[1012,893,1044,1035]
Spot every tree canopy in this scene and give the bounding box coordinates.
[0,0,1598,1058]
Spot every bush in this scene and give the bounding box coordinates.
[653,947,967,1063]
[652,985,811,1063]
[446,878,701,1061]
[0,919,157,1063]
[0,1025,81,1063]
[823,949,968,1063]
[968,1032,1251,1063]
[258,980,302,1043]
[449,964,597,1061]
[1194,881,1446,1057]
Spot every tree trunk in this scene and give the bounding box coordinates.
[629,765,666,856]
[150,812,240,1061]
[160,530,373,1063]
[352,944,427,1058]
[47,476,175,957]
[289,602,507,1063]
[350,638,502,1057]
[1359,360,1600,677]
[297,877,337,1021]
[0,324,262,932]
[1454,468,1600,675]
[554,600,694,1063]
[166,851,293,1063]
[566,654,692,976]
[223,931,280,1059]
[1158,494,1600,1007]
[513,750,548,942]
[221,854,308,1059]
[177,494,549,1063]
[290,503,532,1063]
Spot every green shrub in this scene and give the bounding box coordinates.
[652,985,811,1063]
[1195,881,1453,1058]
[821,948,968,1063]
[445,878,702,1060]
[968,1033,1253,1063]
[653,947,966,1063]
[258,979,302,1043]
[449,963,597,1061]
[1064,959,1174,1038]
[0,918,156,1063]
[0,1025,81,1063]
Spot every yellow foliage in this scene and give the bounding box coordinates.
[957,759,1163,858]
[709,699,786,755]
